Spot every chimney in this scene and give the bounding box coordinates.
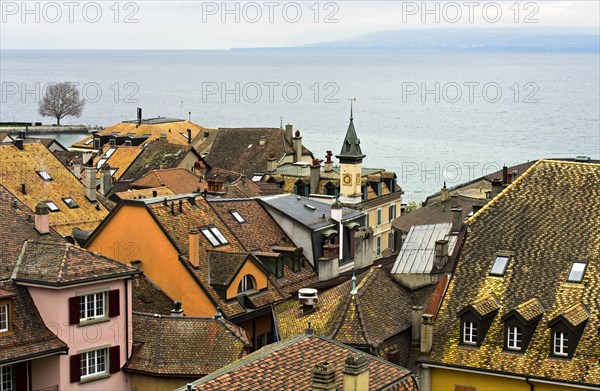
[293,130,302,163]
[312,362,336,391]
[84,166,97,202]
[440,181,449,202]
[130,260,142,270]
[137,107,142,126]
[343,354,369,391]
[99,165,113,196]
[152,190,158,197]
[189,230,200,267]
[298,288,318,315]
[451,207,463,233]
[73,162,82,178]
[14,138,24,150]
[285,124,293,145]
[421,314,434,353]
[324,150,333,172]
[353,227,374,270]
[411,305,424,345]
[507,171,513,184]
[187,128,192,144]
[259,136,267,148]
[34,202,50,234]
[20,183,26,195]
[434,239,449,269]
[178,199,183,213]
[159,160,167,170]
[171,301,184,316]
[491,178,502,198]
[450,194,459,209]
[267,151,277,172]
[310,159,321,195]
[159,133,167,142]
[502,165,508,185]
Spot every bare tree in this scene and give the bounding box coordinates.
[38,82,85,126]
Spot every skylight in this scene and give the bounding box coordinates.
[490,255,510,276]
[62,197,79,209]
[251,175,263,182]
[105,147,117,158]
[210,227,229,245]
[96,158,108,168]
[201,228,220,247]
[45,201,59,212]
[37,170,52,181]
[567,261,587,282]
[231,211,245,223]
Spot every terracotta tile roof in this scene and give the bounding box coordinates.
[120,141,200,181]
[207,251,249,286]
[132,168,205,194]
[0,280,68,365]
[13,241,138,286]
[0,141,109,236]
[205,128,313,177]
[181,333,418,391]
[426,160,600,387]
[124,312,251,377]
[93,145,142,180]
[0,185,64,279]
[72,120,204,148]
[132,274,175,316]
[114,186,175,201]
[274,267,412,352]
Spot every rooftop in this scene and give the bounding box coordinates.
[131,167,204,194]
[119,141,201,181]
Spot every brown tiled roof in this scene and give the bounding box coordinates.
[205,128,313,177]
[511,298,545,323]
[558,302,590,329]
[93,145,142,180]
[132,168,204,194]
[125,312,251,377]
[114,186,175,201]
[120,141,200,181]
[0,141,109,236]
[14,241,138,286]
[0,185,64,279]
[207,251,249,286]
[274,267,412,351]
[0,280,68,365]
[426,160,600,387]
[468,293,500,318]
[183,333,417,391]
[132,274,175,316]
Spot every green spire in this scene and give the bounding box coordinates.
[336,99,365,161]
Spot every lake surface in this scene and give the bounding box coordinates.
[1,49,598,200]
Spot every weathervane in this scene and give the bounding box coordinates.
[348,98,356,120]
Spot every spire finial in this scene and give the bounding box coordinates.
[280,116,283,129]
[350,273,357,296]
[348,98,356,121]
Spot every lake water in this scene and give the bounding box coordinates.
[1,49,598,200]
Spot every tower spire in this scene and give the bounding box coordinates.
[349,98,355,121]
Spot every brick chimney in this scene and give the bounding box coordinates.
[34,202,50,234]
[318,242,340,282]
[343,354,369,391]
[99,164,113,196]
[411,305,424,346]
[285,124,293,145]
[434,239,449,269]
[267,151,277,172]
[189,229,200,267]
[421,314,434,353]
[440,182,449,202]
[451,207,463,233]
[293,130,302,163]
[324,150,333,172]
[84,166,97,202]
[311,362,336,391]
[310,159,321,195]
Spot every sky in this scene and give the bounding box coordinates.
[1,1,599,49]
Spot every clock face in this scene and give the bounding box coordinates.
[356,174,361,185]
[343,174,352,185]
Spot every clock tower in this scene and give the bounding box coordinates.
[336,102,365,205]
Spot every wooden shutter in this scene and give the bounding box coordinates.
[109,345,121,374]
[70,354,81,383]
[68,296,80,325]
[108,289,120,317]
[14,361,28,389]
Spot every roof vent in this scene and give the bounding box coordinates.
[299,288,318,315]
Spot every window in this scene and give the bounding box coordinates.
[463,321,477,344]
[0,365,12,391]
[567,261,587,282]
[37,170,52,181]
[62,197,79,209]
[79,292,106,321]
[256,332,272,349]
[283,253,301,273]
[377,209,382,225]
[264,257,283,279]
[80,348,107,379]
[231,211,245,223]
[125,140,132,146]
[376,236,381,256]
[201,228,220,246]
[507,326,522,350]
[0,305,8,332]
[238,275,256,294]
[210,227,229,245]
[553,332,568,356]
[490,255,510,276]
[45,201,59,212]
[389,204,397,221]
[109,139,116,146]
[93,139,101,149]
[388,231,395,252]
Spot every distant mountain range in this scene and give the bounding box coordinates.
[234,28,600,52]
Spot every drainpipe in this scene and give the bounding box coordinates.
[526,378,534,391]
[125,279,129,359]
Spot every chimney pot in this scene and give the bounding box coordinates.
[285,124,293,144]
[171,300,184,316]
[421,314,434,353]
[451,207,463,233]
[440,182,449,202]
[84,166,97,202]
[34,202,50,234]
[434,239,449,269]
[343,354,369,391]
[187,128,192,144]
[21,183,26,195]
[491,178,503,198]
[311,362,336,391]
[502,165,508,185]
[411,305,424,345]
[14,138,24,150]
[99,164,113,196]
[299,288,318,314]
[293,130,302,163]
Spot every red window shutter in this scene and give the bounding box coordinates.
[68,296,80,325]
[70,354,81,383]
[108,289,120,317]
[14,361,28,389]
[109,345,121,374]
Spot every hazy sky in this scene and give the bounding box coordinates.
[1,1,598,49]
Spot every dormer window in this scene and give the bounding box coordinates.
[501,298,543,353]
[548,302,589,359]
[457,293,500,347]
[238,275,256,294]
[62,197,79,209]
[0,303,9,332]
[567,260,587,282]
[231,211,245,223]
[45,201,59,212]
[37,170,52,181]
[490,255,510,276]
